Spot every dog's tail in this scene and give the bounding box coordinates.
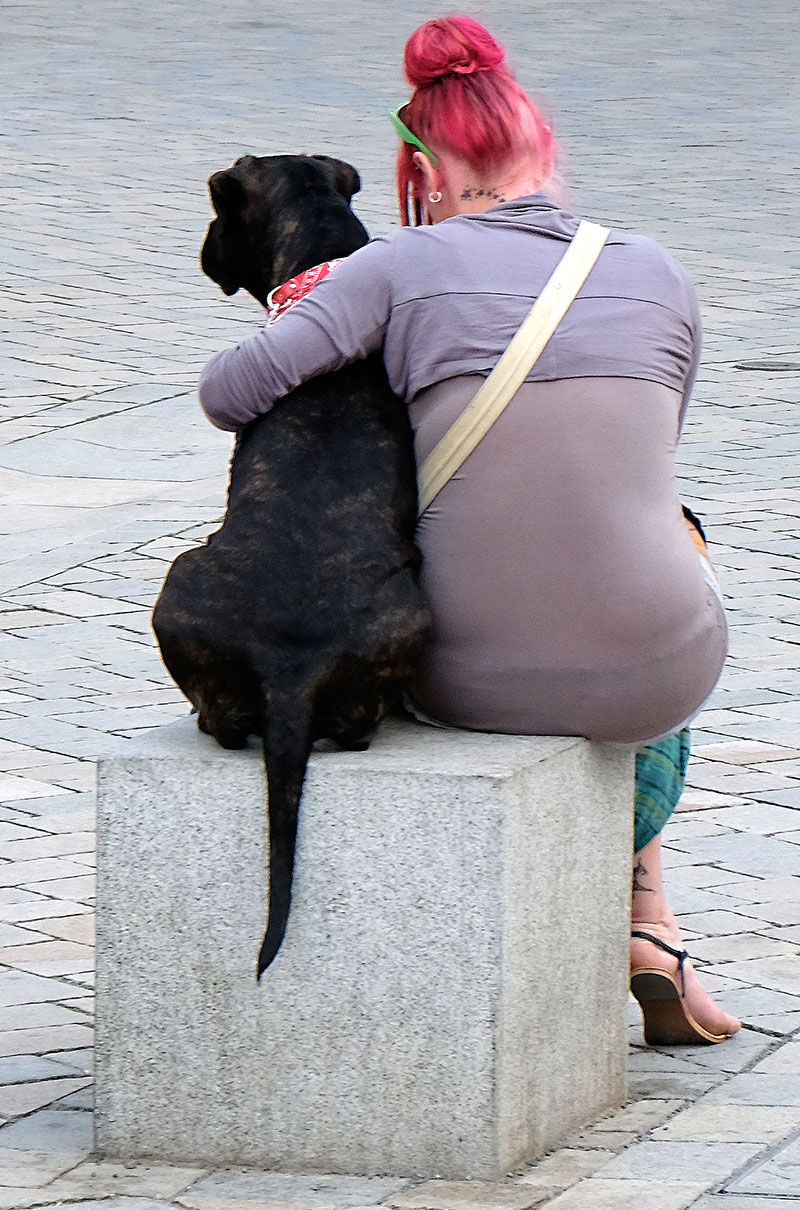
[256,683,315,980]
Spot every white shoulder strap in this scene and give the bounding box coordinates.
[417,219,610,517]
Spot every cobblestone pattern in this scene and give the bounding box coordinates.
[1,0,799,1207]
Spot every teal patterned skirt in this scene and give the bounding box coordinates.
[634,727,691,853]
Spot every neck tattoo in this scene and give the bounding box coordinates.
[460,187,506,202]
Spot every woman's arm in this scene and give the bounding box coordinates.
[199,237,395,432]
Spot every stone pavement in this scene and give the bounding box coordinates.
[1,0,799,1206]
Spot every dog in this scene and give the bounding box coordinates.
[152,154,429,977]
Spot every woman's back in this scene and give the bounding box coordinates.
[411,373,726,742]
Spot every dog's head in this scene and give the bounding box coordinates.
[200,154,369,307]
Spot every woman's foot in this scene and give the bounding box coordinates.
[630,914,742,1044]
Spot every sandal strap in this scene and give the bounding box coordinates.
[631,929,690,996]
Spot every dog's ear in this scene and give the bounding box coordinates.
[312,156,362,203]
[208,169,244,215]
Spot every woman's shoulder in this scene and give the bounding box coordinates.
[601,228,698,309]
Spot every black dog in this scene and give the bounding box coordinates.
[152,154,429,977]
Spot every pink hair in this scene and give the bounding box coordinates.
[396,15,557,226]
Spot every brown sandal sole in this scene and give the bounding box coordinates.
[630,969,729,1046]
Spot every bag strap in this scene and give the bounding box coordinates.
[417,219,611,517]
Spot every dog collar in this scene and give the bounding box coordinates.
[266,259,346,325]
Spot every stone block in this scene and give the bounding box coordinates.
[95,716,633,1178]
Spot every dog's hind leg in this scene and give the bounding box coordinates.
[196,692,256,750]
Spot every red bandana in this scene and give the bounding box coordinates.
[265,258,346,325]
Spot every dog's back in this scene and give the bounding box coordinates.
[153,155,429,975]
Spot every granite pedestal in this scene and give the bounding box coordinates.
[95,715,634,1178]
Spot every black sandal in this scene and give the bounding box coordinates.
[630,929,730,1046]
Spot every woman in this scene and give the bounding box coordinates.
[200,15,739,1044]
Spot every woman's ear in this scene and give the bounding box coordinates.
[411,150,437,197]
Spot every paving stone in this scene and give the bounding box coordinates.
[688,933,800,963]
[43,1047,93,1076]
[0,1003,88,1032]
[593,1100,686,1134]
[751,1041,800,1073]
[689,803,800,835]
[0,970,82,1008]
[679,909,778,937]
[651,1103,800,1142]
[183,1173,411,1210]
[18,874,95,902]
[560,1129,638,1151]
[178,1200,333,1210]
[30,1201,182,1210]
[36,810,96,835]
[0,857,94,889]
[671,888,740,915]
[53,1085,94,1110]
[627,1072,724,1101]
[746,1011,800,1035]
[648,1031,773,1075]
[703,955,800,996]
[691,1197,800,1209]
[39,1159,209,1203]
[55,995,94,1017]
[0,921,52,947]
[773,829,800,847]
[673,834,800,878]
[3,833,95,862]
[0,1106,93,1153]
[593,1139,765,1185]
[698,743,800,766]
[0,898,92,924]
[0,1075,91,1118]
[0,938,95,971]
[627,1049,708,1077]
[515,1149,613,1188]
[663,865,748,890]
[0,1055,73,1086]
[0,1023,93,1059]
[0,822,45,843]
[61,971,94,990]
[731,876,800,905]
[0,775,64,803]
[0,1143,86,1187]
[719,986,800,1020]
[736,902,800,926]
[386,1182,548,1210]
[705,1074,800,1106]
[726,1134,800,1196]
[25,913,94,945]
[535,1179,710,1209]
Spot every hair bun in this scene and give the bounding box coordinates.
[404,15,506,88]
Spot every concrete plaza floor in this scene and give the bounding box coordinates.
[1,0,800,1206]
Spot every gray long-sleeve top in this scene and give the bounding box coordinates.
[199,195,726,743]
[199,193,701,431]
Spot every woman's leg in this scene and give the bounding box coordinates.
[632,732,740,1039]
[631,833,741,1039]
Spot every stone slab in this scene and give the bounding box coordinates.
[95,716,633,1178]
[726,1134,800,1195]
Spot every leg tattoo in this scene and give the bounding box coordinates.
[633,859,655,893]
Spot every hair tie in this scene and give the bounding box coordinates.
[450,61,492,75]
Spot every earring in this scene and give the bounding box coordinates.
[428,190,443,204]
